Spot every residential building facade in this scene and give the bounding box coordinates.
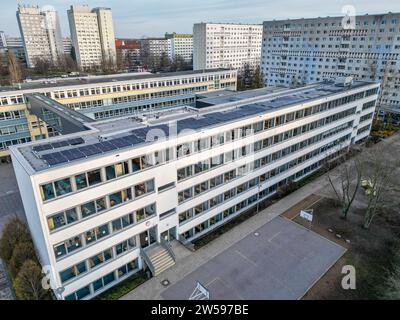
[10,80,379,300]
[166,33,193,63]
[193,23,263,71]
[115,39,142,71]
[68,5,117,70]
[140,38,169,68]
[0,69,237,159]
[261,13,400,111]
[16,5,64,68]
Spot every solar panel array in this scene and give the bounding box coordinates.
[39,103,286,167]
[32,138,85,152]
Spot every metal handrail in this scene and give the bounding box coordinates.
[160,238,176,261]
[140,247,155,276]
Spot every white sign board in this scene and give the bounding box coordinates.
[300,210,313,222]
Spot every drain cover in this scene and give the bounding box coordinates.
[161,279,170,287]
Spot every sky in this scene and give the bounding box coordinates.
[1,0,400,38]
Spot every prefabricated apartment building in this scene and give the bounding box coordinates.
[10,79,379,300]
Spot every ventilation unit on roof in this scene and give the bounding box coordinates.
[335,76,354,87]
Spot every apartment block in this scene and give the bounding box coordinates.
[0,69,237,158]
[261,13,400,111]
[10,79,379,299]
[115,39,142,71]
[68,5,117,70]
[193,23,263,71]
[166,33,193,62]
[141,38,169,67]
[16,5,64,68]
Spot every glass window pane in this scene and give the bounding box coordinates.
[54,243,67,258]
[132,158,141,172]
[112,218,122,232]
[54,178,72,197]
[96,224,109,239]
[87,169,102,186]
[76,286,91,300]
[103,272,115,286]
[127,259,138,272]
[41,183,55,201]
[134,183,145,197]
[85,230,96,245]
[81,201,96,219]
[109,191,122,207]
[146,180,154,193]
[47,212,66,231]
[96,198,107,212]
[66,208,78,224]
[92,279,103,292]
[75,173,88,190]
[66,236,82,253]
[104,248,113,261]
[118,265,127,278]
[105,165,116,180]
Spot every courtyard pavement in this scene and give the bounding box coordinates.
[122,167,340,300]
[161,217,345,300]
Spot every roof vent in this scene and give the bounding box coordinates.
[335,76,354,87]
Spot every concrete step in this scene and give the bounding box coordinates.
[154,259,176,276]
[149,247,168,259]
[153,255,174,269]
[150,250,170,264]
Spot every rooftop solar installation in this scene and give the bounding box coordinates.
[32,137,85,153]
[21,80,377,170]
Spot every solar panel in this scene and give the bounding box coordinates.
[68,138,85,146]
[33,144,53,152]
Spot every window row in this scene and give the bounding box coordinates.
[180,153,344,241]
[177,108,356,181]
[60,235,138,284]
[177,121,353,205]
[64,259,139,300]
[178,134,350,225]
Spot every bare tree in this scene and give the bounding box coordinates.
[14,259,48,300]
[33,57,52,75]
[361,143,400,229]
[326,154,363,220]
[7,50,22,83]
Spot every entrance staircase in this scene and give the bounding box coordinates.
[141,240,176,276]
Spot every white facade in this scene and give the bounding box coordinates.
[193,23,263,71]
[68,5,116,70]
[93,8,117,67]
[166,34,193,62]
[261,13,400,109]
[10,80,379,300]
[16,5,64,68]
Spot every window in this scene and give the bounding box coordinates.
[87,169,102,186]
[110,188,132,207]
[40,183,55,201]
[134,179,154,197]
[135,203,156,222]
[75,173,88,190]
[89,249,113,269]
[54,236,82,258]
[47,208,78,231]
[53,178,72,197]
[60,261,87,284]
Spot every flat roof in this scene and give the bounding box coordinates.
[11,80,378,174]
[0,69,234,93]
[196,87,287,106]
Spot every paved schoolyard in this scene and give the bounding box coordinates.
[161,217,345,300]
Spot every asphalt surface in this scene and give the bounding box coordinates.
[162,217,346,300]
